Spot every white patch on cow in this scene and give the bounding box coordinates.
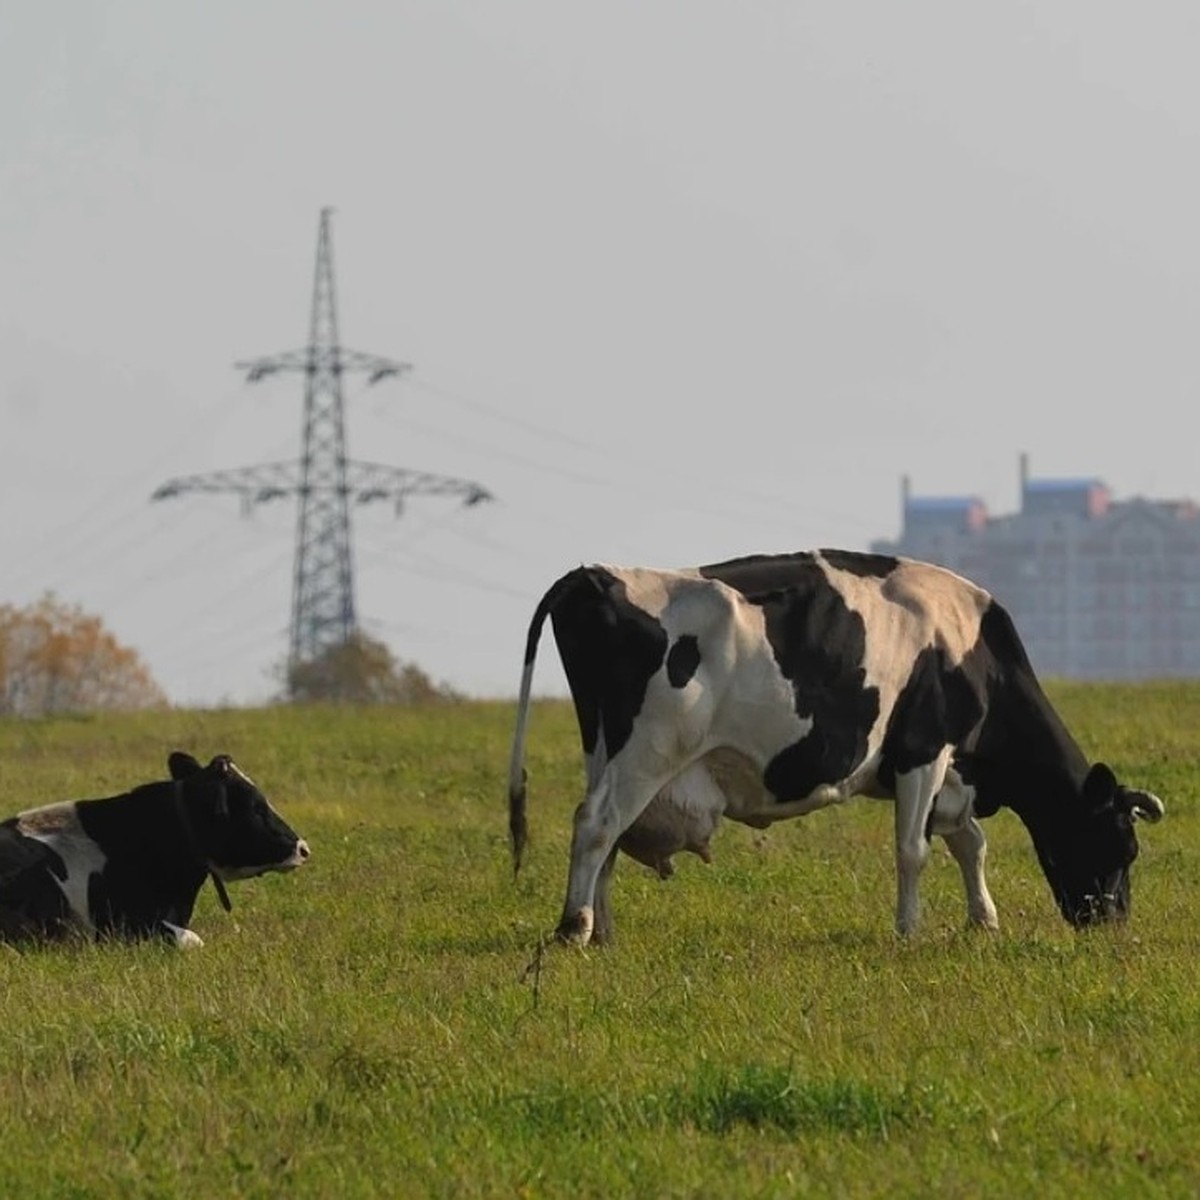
[610,566,815,792]
[161,921,204,949]
[816,554,991,766]
[602,565,703,620]
[16,802,106,932]
[848,555,992,666]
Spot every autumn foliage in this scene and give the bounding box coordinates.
[0,595,168,716]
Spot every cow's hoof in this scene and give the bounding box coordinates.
[967,915,1001,933]
[555,906,593,946]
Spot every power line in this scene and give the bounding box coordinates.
[405,374,602,453]
[150,209,494,691]
[403,372,883,541]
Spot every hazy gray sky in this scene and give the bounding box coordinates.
[3,2,1200,705]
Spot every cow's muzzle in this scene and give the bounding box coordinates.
[1064,872,1130,927]
[281,839,311,871]
[214,840,310,882]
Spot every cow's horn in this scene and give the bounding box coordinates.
[1128,790,1166,823]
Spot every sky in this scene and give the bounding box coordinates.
[3,1,1200,707]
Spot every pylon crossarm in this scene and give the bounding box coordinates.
[346,461,494,507]
[340,349,412,381]
[150,462,303,502]
[235,347,410,383]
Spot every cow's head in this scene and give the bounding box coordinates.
[1041,763,1164,927]
[168,752,310,882]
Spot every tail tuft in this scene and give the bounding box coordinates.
[509,768,529,875]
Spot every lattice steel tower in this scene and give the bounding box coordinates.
[153,208,492,687]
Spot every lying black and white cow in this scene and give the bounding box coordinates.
[508,550,1165,944]
[0,751,309,947]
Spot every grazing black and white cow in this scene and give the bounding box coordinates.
[0,751,309,947]
[508,550,1165,944]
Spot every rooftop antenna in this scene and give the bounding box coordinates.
[153,208,492,692]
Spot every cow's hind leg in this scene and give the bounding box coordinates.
[591,846,620,946]
[942,818,999,931]
[557,769,670,946]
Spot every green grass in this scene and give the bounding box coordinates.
[0,686,1196,1197]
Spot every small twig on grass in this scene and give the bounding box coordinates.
[519,932,553,1010]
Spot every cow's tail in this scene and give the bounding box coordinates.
[508,569,583,876]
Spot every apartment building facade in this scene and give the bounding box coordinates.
[869,457,1200,679]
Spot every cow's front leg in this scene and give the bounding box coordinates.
[893,750,951,935]
[556,771,666,946]
[942,819,999,930]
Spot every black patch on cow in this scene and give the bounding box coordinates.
[877,645,985,793]
[952,601,1089,820]
[550,567,668,760]
[700,557,880,800]
[74,785,210,938]
[699,551,822,595]
[947,599,1142,925]
[819,549,899,579]
[666,635,701,689]
[699,549,900,593]
[976,600,1037,675]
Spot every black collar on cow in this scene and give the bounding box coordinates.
[170,780,233,914]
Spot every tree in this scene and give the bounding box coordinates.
[284,630,462,705]
[0,595,168,716]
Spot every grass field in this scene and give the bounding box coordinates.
[0,685,1197,1198]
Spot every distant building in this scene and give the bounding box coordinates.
[870,454,1200,679]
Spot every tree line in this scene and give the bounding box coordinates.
[0,595,458,715]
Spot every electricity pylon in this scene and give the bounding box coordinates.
[152,208,492,690]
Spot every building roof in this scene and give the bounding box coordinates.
[1025,478,1104,493]
[907,496,984,512]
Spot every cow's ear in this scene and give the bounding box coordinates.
[208,757,233,817]
[1082,762,1118,810]
[168,752,203,780]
